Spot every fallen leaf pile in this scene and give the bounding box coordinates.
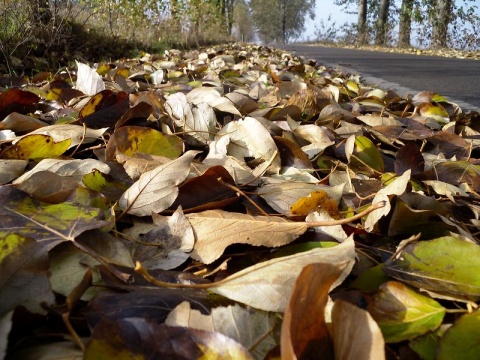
[1,43,480,359]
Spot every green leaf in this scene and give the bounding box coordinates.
[437,311,480,360]
[0,186,111,244]
[368,281,445,343]
[350,264,390,293]
[82,169,130,202]
[110,126,184,159]
[409,331,441,360]
[383,237,480,299]
[352,135,384,173]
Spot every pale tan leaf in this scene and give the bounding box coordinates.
[332,300,385,360]
[75,60,105,95]
[166,302,280,359]
[0,160,28,184]
[186,87,242,116]
[209,236,356,312]
[123,207,194,270]
[165,92,217,145]
[216,116,281,174]
[294,124,335,159]
[187,210,308,264]
[203,136,256,184]
[190,102,217,143]
[165,92,195,131]
[364,170,411,232]
[356,115,403,127]
[116,152,171,181]
[423,180,470,197]
[0,112,48,132]
[306,211,348,242]
[119,151,199,216]
[13,159,111,184]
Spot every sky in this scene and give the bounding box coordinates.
[303,1,356,40]
[302,0,480,42]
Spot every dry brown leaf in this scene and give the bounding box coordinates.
[166,302,280,359]
[187,210,308,264]
[119,150,199,216]
[123,207,194,270]
[0,160,28,185]
[364,170,411,231]
[332,300,385,360]
[216,116,281,174]
[209,236,355,312]
[13,158,111,184]
[281,263,347,360]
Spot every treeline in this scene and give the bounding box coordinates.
[1,0,478,73]
[331,0,479,50]
[0,0,309,73]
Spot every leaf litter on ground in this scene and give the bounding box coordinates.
[1,43,480,359]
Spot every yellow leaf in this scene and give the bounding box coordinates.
[290,190,340,219]
[2,134,71,160]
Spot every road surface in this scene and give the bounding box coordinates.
[280,44,480,112]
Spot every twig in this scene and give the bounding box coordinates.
[304,201,386,227]
[135,201,386,289]
[217,177,270,216]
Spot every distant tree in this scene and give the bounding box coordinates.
[334,0,368,44]
[357,0,368,44]
[214,0,236,35]
[250,0,315,44]
[375,0,390,45]
[430,0,452,48]
[232,0,254,41]
[398,0,414,47]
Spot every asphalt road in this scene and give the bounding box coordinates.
[279,44,480,112]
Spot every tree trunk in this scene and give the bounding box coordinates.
[225,0,235,35]
[431,0,451,48]
[398,0,413,47]
[357,0,367,44]
[375,0,390,45]
[281,0,286,44]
